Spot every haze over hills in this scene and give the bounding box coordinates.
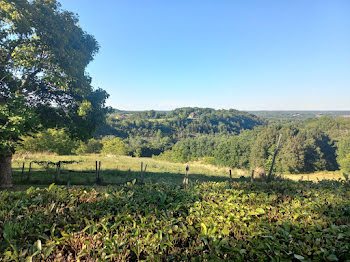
[248,111,350,121]
[111,108,350,121]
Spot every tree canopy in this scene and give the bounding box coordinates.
[0,0,109,153]
[0,0,109,187]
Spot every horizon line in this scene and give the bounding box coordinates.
[111,107,350,112]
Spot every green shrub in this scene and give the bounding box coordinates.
[74,139,103,154]
[17,128,77,155]
[101,137,127,155]
[337,135,350,173]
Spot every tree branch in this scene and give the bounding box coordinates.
[0,37,23,67]
[20,68,41,89]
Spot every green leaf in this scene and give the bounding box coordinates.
[294,254,305,261]
[44,245,54,259]
[201,223,207,235]
[35,240,42,251]
[327,254,338,262]
[48,183,55,191]
[256,208,265,215]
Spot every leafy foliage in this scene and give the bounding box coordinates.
[17,128,78,155]
[101,137,127,156]
[337,135,350,173]
[0,0,109,156]
[0,94,37,154]
[250,125,338,173]
[74,138,103,154]
[160,123,340,174]
[97,107,262,158]
[214,129,258,169]
[0,180,349,260]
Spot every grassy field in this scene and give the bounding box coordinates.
[283,170,345,182]
[11,154,248,188]
[11,154,345,188]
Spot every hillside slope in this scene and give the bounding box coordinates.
[98,107,263,140]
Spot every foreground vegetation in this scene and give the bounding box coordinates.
[1,177,349,261]
[3,155,349,260]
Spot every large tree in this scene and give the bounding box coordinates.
[0,0,109,188]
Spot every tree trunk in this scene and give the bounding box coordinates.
[0,152,13,189]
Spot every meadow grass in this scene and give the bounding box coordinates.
[283,170,345,182]
[11,153,345,189]
[11,154,243,187]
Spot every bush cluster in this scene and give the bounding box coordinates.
[17,130,128,156]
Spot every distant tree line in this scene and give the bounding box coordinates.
[98,107,263,140]
[16,109,350,174]
[157,116,350,174]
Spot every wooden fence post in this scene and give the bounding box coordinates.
[229,169,233,188]
[182,165,189,186]
[250,170,255,183]
[140,162,143,184]
[95,161,98,184]
[21,162,25,175]
[98,161,101,184]
[27,162,32,181]
[139,162,146,184]
[55,161,61,183]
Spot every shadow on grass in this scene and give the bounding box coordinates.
[12,167,242,186]
[11,166,349,202]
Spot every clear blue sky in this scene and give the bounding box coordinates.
[60,0,350,111]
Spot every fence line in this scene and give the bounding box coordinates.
[12,159,241,186]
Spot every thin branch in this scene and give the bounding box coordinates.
[20,68,41,89]
[0,36,23,66]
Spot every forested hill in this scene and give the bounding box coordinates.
[97,107,263,140]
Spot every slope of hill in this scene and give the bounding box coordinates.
[98,107,264,140]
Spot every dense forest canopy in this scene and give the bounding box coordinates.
[99,107,264,139]
[157,116,350,174]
